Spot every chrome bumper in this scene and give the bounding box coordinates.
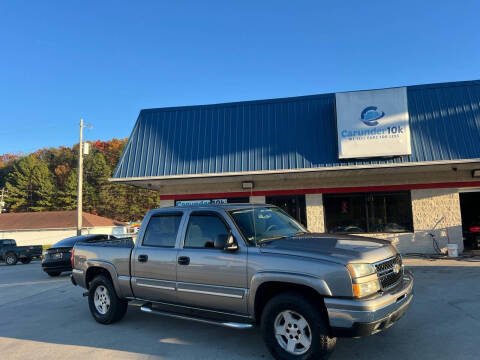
[325,270,414,337]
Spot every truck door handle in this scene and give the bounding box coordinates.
[178,256,190,265]
[138,254,148,263]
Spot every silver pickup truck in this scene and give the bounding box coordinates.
[71,204,413,360]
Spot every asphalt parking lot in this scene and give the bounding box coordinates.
[0,258,479,360]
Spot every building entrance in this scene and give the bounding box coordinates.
[460,192,480,250]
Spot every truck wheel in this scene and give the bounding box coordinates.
[88,275,128,324]
[20,258,32,264]
[47,272,61,277]
[5,253,18,266]
[261,292,336,360]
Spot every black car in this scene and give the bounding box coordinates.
[42,234,117,277]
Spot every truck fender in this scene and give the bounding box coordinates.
[85,260,128,298]
[248,271,333,316]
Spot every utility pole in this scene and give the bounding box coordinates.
[77,119,84,235]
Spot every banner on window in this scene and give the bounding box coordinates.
[175,199,228,206]
[335,87,411,159]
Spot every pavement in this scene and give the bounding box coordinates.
[0,258,479,359]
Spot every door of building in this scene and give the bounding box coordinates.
[266,195,306,227]
[460,192,480,250]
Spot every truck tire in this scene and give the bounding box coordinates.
[88,275,128,324]
[5,253,18,266]
[261,292,336,360]
[20,257,32,264]
[47,271,61,277]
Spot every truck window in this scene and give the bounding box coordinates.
[184,214,229,249]
[143,214,182,248]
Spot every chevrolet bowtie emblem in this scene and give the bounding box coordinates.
[393,263,401,274]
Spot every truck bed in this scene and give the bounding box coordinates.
[81,237,135,248]
[73,237,135,284]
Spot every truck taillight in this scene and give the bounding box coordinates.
[470,226,480,233]
[71,249,75,267]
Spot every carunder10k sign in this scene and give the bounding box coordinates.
[335,87,412,159]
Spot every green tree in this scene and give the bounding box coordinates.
[55,168,77,210]
[5,155,55,212]
[83,151,111,214]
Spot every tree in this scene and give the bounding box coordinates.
[0,138,160,220]
[83,151,111,214]
[0,153,18,188]
[98,182,160,221]
[55,168,77,210]
[5,155,55,212]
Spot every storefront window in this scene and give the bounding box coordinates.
[324,191,413,233]
[266,195,307,227]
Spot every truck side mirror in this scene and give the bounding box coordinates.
[214,233,238,251]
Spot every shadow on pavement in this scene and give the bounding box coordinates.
[0,261,479,359]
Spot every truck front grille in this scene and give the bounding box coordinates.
[374,255,403,290]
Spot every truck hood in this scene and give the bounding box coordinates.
[259,233,397,265]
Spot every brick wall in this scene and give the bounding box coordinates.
[306,194,325,233]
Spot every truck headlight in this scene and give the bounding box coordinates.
[347,263,380,297]
[352,279,381,297]
[346,263,376,278]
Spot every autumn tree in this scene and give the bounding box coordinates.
[0,138,160,220]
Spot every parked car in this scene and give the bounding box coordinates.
[71,204,414,360]
[0,239,42,265]
[42,234,117,277]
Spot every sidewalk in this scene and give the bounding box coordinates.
[403,255,480,267]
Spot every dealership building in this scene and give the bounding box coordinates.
[111,80,480,254]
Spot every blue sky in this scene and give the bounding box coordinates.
[1,1,479,154]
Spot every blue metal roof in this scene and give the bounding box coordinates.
[113,80,480,179]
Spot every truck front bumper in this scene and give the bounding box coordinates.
[325,270,414,338]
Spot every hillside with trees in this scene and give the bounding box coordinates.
[0,139,160,221]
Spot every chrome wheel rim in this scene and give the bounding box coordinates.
[274,310,312,355]
[6,256,14,265]
[94,285,111,315]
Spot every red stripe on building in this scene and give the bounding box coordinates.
[160,181,480,200]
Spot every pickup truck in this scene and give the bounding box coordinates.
[0,239,43,265]
[71,204,414,360]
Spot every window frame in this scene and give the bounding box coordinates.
[323,191,414,234]
[141,212,184,248]
[182,211,232,250]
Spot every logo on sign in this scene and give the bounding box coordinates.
[360,106,385,127]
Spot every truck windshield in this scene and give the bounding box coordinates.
[229,207,307,246]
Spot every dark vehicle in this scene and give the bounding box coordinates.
[0,239,43,265]
[42,234,117,277]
